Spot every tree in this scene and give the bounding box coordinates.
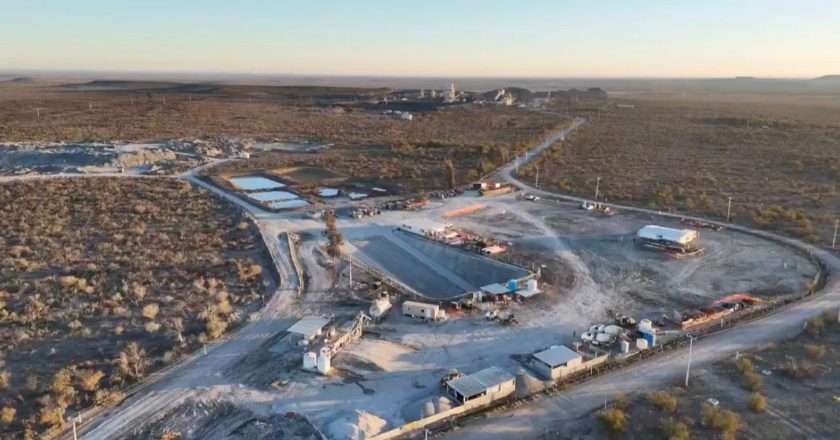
[324,210,344,260]
[444,159,456,190]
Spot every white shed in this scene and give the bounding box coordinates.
[287,316,330,344]
[531,345,583,380]
[399,218,450,237]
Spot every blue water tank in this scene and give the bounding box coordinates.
[643,331,657,347]
[507,279,518,292]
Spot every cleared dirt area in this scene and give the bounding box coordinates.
[550,311,840,440]
[519,96,840,244]
[448,199,818,324]
[0,178,272,438]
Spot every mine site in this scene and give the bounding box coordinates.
[2,75,839,440]
[2,4,840,438]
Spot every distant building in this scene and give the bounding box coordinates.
[399,218,450,237]
[530,345,609,380]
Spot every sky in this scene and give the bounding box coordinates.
[1,0,839,78]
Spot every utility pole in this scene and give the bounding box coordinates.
[36,108,40,118]
[71,418,78,440]
[726,197,733,223]
[349,258,353,289]
[684,336,694,387]
[833,219,838,249]
[594,177,601,202]
[535,167,539,188]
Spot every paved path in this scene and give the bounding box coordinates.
[441,118,840,440]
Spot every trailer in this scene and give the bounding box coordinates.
[402,300,446,321]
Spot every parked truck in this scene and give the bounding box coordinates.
[402,300,446,321]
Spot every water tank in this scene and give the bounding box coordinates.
[639,319,653,331]
[317,347,332,374]
[303,352,317,369]
[636,338,649,350]
[620,340,630,353]
[604,325,623,336]
[527,279,538,291]
[595,333,613,344]
[507,279,518,292]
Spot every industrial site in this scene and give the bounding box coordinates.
[1,69,839,440]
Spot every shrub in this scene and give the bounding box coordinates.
[597,408,629,433]
[702,404,741,439]
[25,374,38,392]
[612,393,629,409]
[749,392,767,413]
[0,406,15,426]
[661,417,690,440]
[806,317,826,337]
[649,392,678,412]
[0,370,9,390]
[805,344,826,359]
[142,303,159,320]
[742,370,763,392]
[77,370,105,392]
[50,368,77,407]
[145,321,161,334]
[38,403,65,428]
[116,342,147,381]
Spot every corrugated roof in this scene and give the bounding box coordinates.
[481,283,509,295]
[287,316,330,339]
[637,225,698,245]
[533,345,582,368]
[400,218,450,232]
[447,366,515,398]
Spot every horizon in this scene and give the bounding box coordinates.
[2,0,839,78]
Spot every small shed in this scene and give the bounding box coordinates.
[480,283,509,296]
[531,345,583,380]
[287,316,331,344]
[399,218,450,237]
[446,366,516,405]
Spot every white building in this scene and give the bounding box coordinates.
[445,366,516,405]
[636,225,698,252]
[399,218,450,237]
[531,345,583,380]
[287,316,331,345]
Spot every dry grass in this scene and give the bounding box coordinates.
[0,177,269,436]
[521,96,840,242]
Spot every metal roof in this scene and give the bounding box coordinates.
[447,366,515,398]
[480,283,509,295]
[400,218,450,232]
[287,316,330,339]
[637,225,698,245]
[533,345,582,368]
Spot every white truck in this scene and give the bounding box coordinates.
[402,301,446,321]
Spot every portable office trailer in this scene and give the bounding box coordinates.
[402,300,445,320]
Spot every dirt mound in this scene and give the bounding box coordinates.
[401,396,455,421]
[325,410,388,440]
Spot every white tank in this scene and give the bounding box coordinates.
[317,347,332,374]
[595,333,613,344]
[639,319,653,331]
[604,325,623,336]
[620,340,630,353]
[370,297,392,318]
[636,338,649,350]
[527,279,538,291]
[303,352,317,369]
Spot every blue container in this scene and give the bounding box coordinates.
[643,331,657,347]
[507,279,518,292]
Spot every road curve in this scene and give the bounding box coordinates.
[442,119,840,439]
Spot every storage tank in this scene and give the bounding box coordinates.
[642,331,657,347]
[595,333,613,344]
[507,279,518,292]
[604,325,623,336]
[526,279,538,291]
[620,340,630,353]
[303,352,317,369]
[317,347,331,374]
[636,338,649,350]
[639,319,653,331]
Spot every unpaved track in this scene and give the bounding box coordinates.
[441,118,840,439]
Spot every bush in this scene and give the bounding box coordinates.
[742,370,763,392]
[661,417,690,440]
[649,392,678,412]
[1,406,15,426]
[749,392,767,413]
[77,369,106,392]
[597,408,630,433]
[806,317,826,337]
[0,370,9,390]
[702,404,741,438]
[142,303,160,320]
[612,393,629,409]
[805,344,827,359]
